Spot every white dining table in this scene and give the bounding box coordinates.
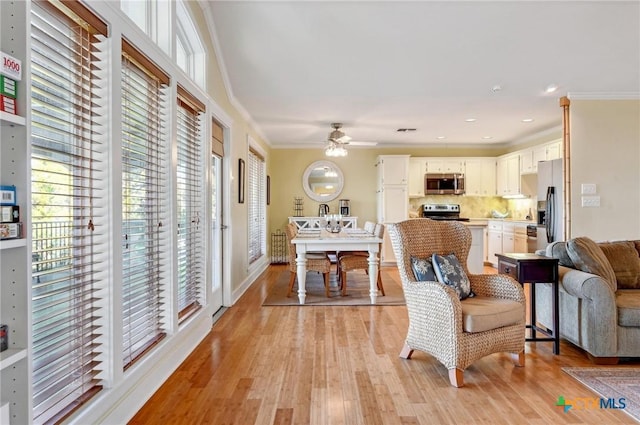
[291,228,383,304]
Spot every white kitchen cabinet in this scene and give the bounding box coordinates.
[377,155,409,185]
[546,140,562,160]
[464,158,496,196]
[488,221,532,266]
[0,2,31,423]
[520,140,562,174]
[408,157,426,197]
[487,223,503,267]
[502,222,515,254]
[497,154,521,197]
[467,225,485,274]
[425,159,465,173]
[377,155,409,264]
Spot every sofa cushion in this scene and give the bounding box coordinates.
[460,297,523,333]
[566,237,617,292]
[546,241,575,268]
[410,256,437,282]
[616,290,640,327]
[598,241,640,289]
[432,253,474,300]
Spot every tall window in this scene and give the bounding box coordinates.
[176,0,205,88]
[121,40,170,369]
[176,86,205,321]
[248,148,266,264]
[30,1,108,423]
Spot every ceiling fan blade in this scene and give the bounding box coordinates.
[346,141,378,146]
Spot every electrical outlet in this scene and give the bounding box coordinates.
[581,183,597,195]
[581,196,601,207]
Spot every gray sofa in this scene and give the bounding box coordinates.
[535,237,640,362]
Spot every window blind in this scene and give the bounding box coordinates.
[30,1,107,423]
[121,41,169,369]
[176,86,204,321]
[248,149,266,264]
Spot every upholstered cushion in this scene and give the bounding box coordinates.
[616,290,640,327]
[432,253,474,300]
[460,297,523,333]
[566,237,617,291]
[410,256,437,282]
[598,241,640,289]
[546,241,575,268]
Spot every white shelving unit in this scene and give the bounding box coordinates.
[1,1,32,424]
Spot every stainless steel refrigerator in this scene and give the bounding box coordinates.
[536,158,564,251]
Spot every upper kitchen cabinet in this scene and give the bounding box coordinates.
[377,155,409,186]
[520,139,563,174]
[425,158,465,173]
[497,154,521,197]
[408,157,426,197]
[464,158,496,196]
[545,140,562,160]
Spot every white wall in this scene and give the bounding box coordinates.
[569,99,640,241]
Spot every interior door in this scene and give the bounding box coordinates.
[210,153,223,312]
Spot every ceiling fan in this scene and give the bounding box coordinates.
[324,123,377,157]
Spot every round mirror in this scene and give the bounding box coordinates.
[302,160,344,202]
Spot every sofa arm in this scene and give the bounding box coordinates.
[559,267,617,356]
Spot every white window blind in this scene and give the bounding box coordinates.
[121,41,170,369]
[248,149,266,264]
[176,87,204,321]
[30,1,108,423]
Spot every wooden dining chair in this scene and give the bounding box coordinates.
[338,223,385,297]
[285,223,332,298]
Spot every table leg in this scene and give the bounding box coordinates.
[553,278,560,355]
[530,283,537,340]
[367,250,378,304]
[295,252,307,304]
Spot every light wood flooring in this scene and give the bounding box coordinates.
[130,265,639,424]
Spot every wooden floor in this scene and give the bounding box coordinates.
[130,265,639,425]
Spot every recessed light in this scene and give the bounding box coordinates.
[465,118,476,123]
[482,136,493,140]
[436,136,446,140]
[522,118,534,123]
[491,85,502,92]
[545,84,558,93]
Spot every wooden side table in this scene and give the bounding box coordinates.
[495,253,560,354]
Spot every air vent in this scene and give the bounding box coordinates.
[396,128,417,132]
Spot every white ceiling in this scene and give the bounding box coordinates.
[204,1,640,149]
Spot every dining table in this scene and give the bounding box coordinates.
[291,227,384,305]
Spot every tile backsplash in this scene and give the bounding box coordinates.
[409,196,535,220]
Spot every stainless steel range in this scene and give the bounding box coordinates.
[421,204,470,221]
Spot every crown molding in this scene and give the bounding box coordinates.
[568,92,640,100]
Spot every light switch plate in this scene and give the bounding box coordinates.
[582,196,601,207]
[581,183,597,195]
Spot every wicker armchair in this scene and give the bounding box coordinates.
[387,219,526,387]
[338,223,385,296]
[285,223,332,298]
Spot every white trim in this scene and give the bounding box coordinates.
[233,257,269,304]
[568,91,640,100]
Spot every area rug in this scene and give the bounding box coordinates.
[263,268,405,306]
[562,367,640,422]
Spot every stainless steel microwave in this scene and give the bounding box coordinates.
[424,173,465,195]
